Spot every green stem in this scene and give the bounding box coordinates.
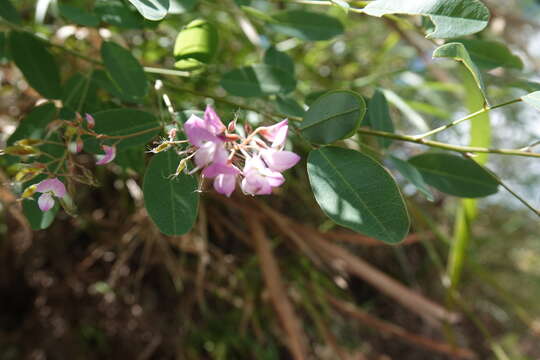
[414,98,522,140]
[356,127,540,159]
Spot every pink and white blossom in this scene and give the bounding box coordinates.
[258,119,289,148]
[261,148,300,172]
[35,178,67,212]
[85,113,95,129]
[96,145,116,165]
[179,107,299,197]
[241,156,285,196]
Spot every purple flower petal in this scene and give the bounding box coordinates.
[184,115,220,147]
[194,141,227,168]
[38,193,55,212]
[96,145,116,165]
[85,113,95,129]
[202,162,240,178]
[259,120,288,148]
[261,149,300,172]
[214,173,236,197]
[204,105,226,135]
[36,178,67,198]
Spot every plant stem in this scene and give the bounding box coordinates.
[414,98,522,140]
[356,127,540,159]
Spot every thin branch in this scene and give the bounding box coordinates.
[248,216,309,360]
[414,98,522,140]
[328,296,477,359]
[356,127,540,159]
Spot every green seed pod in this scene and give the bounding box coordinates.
[174,19,218,71]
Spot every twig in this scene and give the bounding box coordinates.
[298,225,460,324]
[328,296,477,359]
[248,216,309,360]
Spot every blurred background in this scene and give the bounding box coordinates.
[1,0,540,359]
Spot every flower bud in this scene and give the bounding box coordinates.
[2,145,39,157]
[21,185,37,199]
[150,142,171,154]
[15,167,44,182]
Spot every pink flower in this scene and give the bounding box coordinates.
[96,145,116,165]
[202,162,240,197]
[204,105,226,135]
[259,119,289,148]
[241,156,284,196]
[85,113,95,129]
[185,114,228,168]
[261,149,300,172]
[35,178,66,212]
[194,140,228,168]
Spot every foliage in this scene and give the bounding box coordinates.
[1,0,540,358]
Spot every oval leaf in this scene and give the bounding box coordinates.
[0,0,22,24]
[408,153,499,198]
[128,0,169,21]
[388,156,434,201]
[521,91,540,111]
[367,90,394,148]
[269,10,344,41]
[85,109,160,151]
[264,46,295,75]
[8,103,57,145]
[363,0,490,39]
[221,64,296,97]
[308,147,410,244]
[301,90,366,144]
[9,31,62,99]
[433,42,487,104]
[101,41,148,101]
[453,38,523,70]
[143,151,199,236]
[95,0,143,29]
[58,4,100,27]
[23,198,58,230]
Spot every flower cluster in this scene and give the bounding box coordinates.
[175,106,300,197]
[7,112,118,212]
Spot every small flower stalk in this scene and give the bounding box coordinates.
[160,105,300,197]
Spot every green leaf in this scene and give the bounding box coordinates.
[388,156,434,201]
[143,151,199,236]
[95,0,143,29]
[9,31,62,99]
[264,46,294,75]
[275,95,305,118]
[307,147,410,243]
[269,10,344,41]
[363,0,490,39]
[174,19,218,70]
[452,38,523,70]
[59,4,100,27]
[408,153,499,198]
[62,73,100,114]
[101,42,148,102]
[23,199,58,230]
[128,0,169,21]
[221,64,296,97]
[85,109,160,151]
[0,32,10,62]
[0,0,22,24]
[521,91,540,111]
[433,42,487,104]
[169,0,197,14]
[367,90,394,148]
[300,90,366,144]
[7,103,57,146]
